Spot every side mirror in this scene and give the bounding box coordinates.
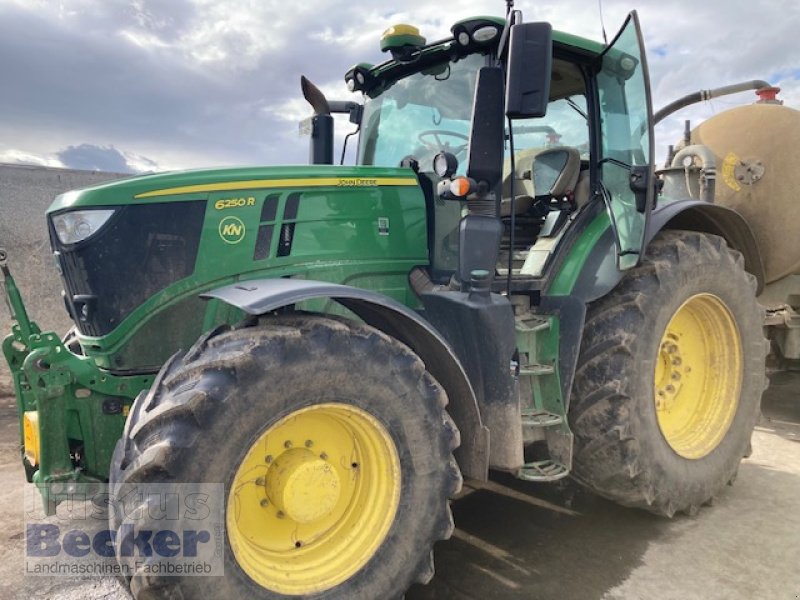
[505,22,553,118]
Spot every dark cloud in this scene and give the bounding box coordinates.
[57,144,147,173]
[0,2,385,169]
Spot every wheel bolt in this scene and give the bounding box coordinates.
[671,357,682,366]
[276,511,285,519]
[260,499,269,507]
[671,372,681,381]
[255,477,265,486]
[265,455,273,463]
[320,452,328,460]
[284,440,293,449]
[305,440,314,448]
[666,385,675,393]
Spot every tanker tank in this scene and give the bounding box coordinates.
[689,90,800,285]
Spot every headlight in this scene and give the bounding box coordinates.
[52,209,115,245]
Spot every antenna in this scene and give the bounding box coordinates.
[598,0,608,44]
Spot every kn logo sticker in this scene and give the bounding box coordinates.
[219,216,246,244]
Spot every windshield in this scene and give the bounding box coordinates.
[357,53,485,172]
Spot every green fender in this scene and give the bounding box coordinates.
[202,278,490,481]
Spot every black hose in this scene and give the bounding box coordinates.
[654,79,771,124]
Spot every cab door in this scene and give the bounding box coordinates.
[595,11,654,270]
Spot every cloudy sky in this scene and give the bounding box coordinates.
[0,0,797,173]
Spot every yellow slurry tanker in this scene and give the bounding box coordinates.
[658,84,800,367]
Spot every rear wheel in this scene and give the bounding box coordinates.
[569,230,768,516]
[110,314,461,599]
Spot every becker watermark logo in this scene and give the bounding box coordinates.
[24,482,224,577]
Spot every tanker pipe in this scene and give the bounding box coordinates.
[670,144,716,203]
[654,80,771,124]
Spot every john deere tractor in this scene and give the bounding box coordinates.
[2,8,771,599]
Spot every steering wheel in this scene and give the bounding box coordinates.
[417,130,469,158]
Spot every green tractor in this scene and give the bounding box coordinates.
[2,8,769,599]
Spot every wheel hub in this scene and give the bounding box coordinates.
[264,447,341,524]
[653,293,743,459]
[226,403,401,595]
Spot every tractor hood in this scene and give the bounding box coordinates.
[45,163,428,355]
[48,164,419,212]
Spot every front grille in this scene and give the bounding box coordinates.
[51,200,206,336]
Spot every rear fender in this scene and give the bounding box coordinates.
[202,279,490,481]
[573,200,765,302]
[649,200,765,294]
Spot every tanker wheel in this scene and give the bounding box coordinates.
[109,314,461,599]
[568,230,768,516]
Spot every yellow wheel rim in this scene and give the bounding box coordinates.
[226,403,401,595]
[654,293,743,459]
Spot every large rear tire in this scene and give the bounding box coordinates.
[569,230,768,516]
[110,314,461,599]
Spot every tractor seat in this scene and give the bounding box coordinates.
[500,147,582,216]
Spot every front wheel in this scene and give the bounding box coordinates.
[110,315,461,599]
[569,230,768,516]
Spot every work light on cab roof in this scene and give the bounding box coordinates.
[450,16,505,52]
[345,62,374,93]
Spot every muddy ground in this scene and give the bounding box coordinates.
[0,372,797,600]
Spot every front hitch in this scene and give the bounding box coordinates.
[2,248,154,514]
[0,248,39,341]
[2,249,86,512]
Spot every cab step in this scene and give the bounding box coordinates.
[521,409,564,428]
[519,364,555,376]
[517,460,570,482]
[516,315,550,334]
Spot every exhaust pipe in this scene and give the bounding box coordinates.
[301,76,334,165]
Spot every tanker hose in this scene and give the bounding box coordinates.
[654,80,771,125]
[671,145,717,203]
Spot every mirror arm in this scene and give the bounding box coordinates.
[495,9,522,64]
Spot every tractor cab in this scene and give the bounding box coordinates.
[320,12,655,288]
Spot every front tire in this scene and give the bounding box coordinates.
[569,230,768,516]
[110,314,461,599]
